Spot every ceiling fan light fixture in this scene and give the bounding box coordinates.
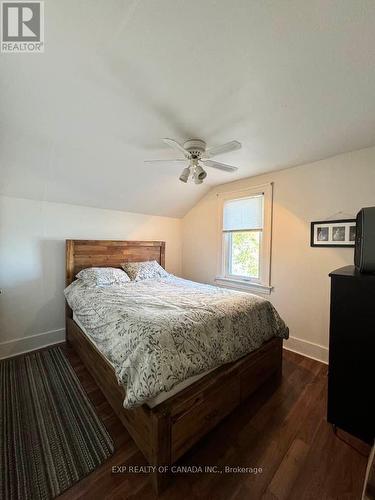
[146,137,241,185]
[195,164,207,181]
[179,166,190,183]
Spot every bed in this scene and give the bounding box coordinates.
[65,239,287,493]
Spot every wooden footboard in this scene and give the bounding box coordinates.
[66,317,282,494]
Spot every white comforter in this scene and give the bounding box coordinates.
[64,276,288,408]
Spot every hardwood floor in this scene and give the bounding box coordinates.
[58,346,368,500]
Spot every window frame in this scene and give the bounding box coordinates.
[216,183,273,294]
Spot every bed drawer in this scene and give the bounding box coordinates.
[171,375,240,462]
[240,339,282,401]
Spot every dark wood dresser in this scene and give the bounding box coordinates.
[328,266,374,445]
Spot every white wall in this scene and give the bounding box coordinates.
[182,147,375,363]
[0,196,182,358]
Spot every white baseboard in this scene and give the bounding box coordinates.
[283,336,328,364]
[0,328,66,360]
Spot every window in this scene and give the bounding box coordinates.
[223,195,263,280]
[216,183,273,294]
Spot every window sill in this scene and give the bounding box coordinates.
[215,276,273,295]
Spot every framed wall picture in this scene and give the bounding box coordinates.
[310,219,356,247]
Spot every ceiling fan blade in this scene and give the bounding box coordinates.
[144,159,187,163]
[162,138,190,157]
[202,160,238,172]
[204,140,241,158]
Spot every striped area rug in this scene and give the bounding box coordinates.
[0,346,114,500]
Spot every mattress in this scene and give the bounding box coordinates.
[73,313,213,408]
[65,275,288,408]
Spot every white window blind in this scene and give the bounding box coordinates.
[223,195,264,232]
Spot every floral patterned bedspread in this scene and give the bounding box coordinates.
[64,276,289,408]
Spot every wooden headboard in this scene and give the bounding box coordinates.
[65,240,166,287]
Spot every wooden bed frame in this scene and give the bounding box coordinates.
[65,239,283,494]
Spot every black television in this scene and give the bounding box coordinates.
[354,206,375,273]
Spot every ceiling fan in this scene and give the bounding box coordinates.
[145,138,241,184]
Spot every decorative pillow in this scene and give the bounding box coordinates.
[121,260,169,281]
[76,267,131,286]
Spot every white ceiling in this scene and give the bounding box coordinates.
[1,0,375,217]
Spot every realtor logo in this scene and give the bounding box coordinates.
[1,1,44,52]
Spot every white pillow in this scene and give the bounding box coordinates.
[76,267,131,286]
[121,260,169,281]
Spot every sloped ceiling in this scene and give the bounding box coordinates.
[1,0,375,217]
